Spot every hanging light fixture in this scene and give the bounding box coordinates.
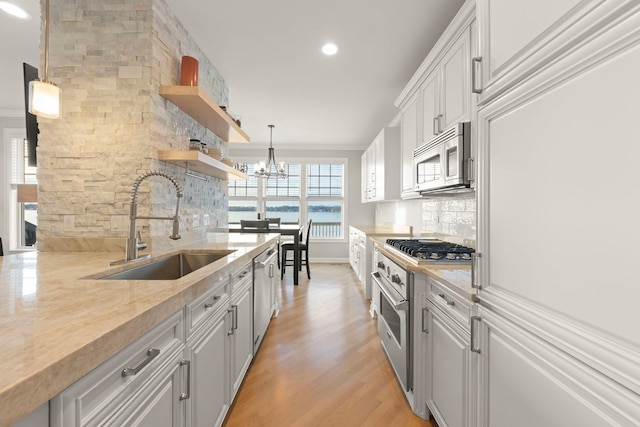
[255,124,287,179]
[29,0,61,119]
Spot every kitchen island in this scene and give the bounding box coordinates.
[0,233,279,427]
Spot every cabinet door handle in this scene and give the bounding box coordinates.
[422,307,429,333]
[472,57,483,94]
[471,316,482,353]
[227,305,238,335]
[471,253,481,289]
[204,295,221,309]
[121,348,160,377]
[269,263,274,278]
[433,116,438,136]
[179,360,191,400]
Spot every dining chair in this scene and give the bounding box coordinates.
[280,220,312,280]
[240,220,270,231]
[265,217,281,228]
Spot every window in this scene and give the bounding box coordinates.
[229,158,346,239]
[2,129,37,251]
[307,163,343,238]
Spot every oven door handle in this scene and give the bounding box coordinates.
[371,272,409,311]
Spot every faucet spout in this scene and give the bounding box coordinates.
[125,171,183,262]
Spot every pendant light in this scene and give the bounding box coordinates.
[255,124,287,179]
[29,0,61,119]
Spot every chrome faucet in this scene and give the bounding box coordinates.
[124,171,183,262]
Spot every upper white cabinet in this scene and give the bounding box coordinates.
[400,94,420,198]
[474,0,631,103]
[361,127,401,203]
[423,26,473,139]
[396,0,476,199]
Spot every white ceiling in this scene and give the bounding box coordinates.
[0,0,465,149]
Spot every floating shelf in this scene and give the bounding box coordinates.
[158,150,248,180]
[159,85,250,143]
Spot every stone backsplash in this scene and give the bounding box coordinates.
[37,0,230,251]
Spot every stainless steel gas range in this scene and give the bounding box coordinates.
[371,238,474,393]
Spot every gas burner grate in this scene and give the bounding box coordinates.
[386,239,474,262]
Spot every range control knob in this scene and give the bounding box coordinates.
[377,261,385,269]
[391,274,401,284]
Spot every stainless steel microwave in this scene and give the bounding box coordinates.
[413,122,472,194]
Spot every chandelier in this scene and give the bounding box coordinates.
[255,124,287,179]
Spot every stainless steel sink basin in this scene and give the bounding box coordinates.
[99,250,236,280]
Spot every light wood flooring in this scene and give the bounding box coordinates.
[223,263,437,427]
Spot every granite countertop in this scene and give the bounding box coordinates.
[0,233,279,427]
[369,236,475,301]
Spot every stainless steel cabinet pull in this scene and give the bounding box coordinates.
[471,316,481,353]
[179,360,191,400]
[422,307,429,333]
[386,330,392,339]
[121,348,160,377]
[227,305,238,335]
[472,57,482,94]
[204,295,221,309]
[467,158,475,182]
[471,253,481,289]
[269,263,274,278]
[433,116,438,136]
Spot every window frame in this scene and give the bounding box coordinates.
[229,156,348,241]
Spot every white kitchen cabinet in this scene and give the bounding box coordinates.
[475,0,630,103]
[419,276,477,427]
[348,227,373,299]
[105,350,186,427]
[475,306,640,427]
[395,0,476,199]
[185,302,230,427]
[476,5,640,383]
[360,127,401,203]
[422,26,472,140]
[425,300,475,427]
[50,310,185,427]
[228,263,253,401]
[400,93,420,199]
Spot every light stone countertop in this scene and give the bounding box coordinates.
[370,237,476,301]
[349,224,413,236]
[0,233,279,427]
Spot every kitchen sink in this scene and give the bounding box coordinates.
[98,250,236,280]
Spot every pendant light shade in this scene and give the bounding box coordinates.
[29,80,61,118]
[29,0,60,119]
[255,124,287,179]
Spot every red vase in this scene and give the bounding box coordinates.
[180,56,199,86]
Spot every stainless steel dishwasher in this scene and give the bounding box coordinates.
[253,244,277,352]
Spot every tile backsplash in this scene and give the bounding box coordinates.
[422,195,476,241]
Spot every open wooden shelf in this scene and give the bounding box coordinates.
[159,85,250,143]
[158,150,249,180]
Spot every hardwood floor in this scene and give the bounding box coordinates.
[223,263,437,427]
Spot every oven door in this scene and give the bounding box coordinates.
[414,145,444,193]
[372,272,410,391]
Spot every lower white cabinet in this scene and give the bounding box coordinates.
[476,305,640,427]
[425,300,475,427]
[228,263,254,400]
[106,350,186,427]
[184,304,229,427]
[50,310,186,427]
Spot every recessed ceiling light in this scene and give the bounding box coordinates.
[0,1,31,20]
[321,43,338,56]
